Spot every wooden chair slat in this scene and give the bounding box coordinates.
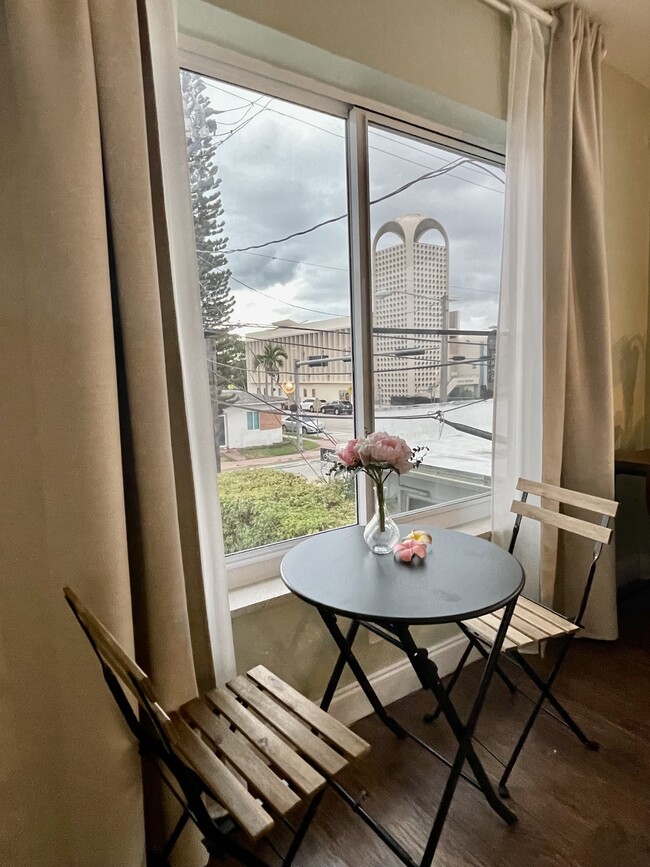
[508,612,553,641]
[168,712,274,841]
[516,478,618,517]
[227,676,348,777]
[510,500,612,544]
[207,688,326,797]
[247,666,370,760]
[463,617,518,651]
[181,698,301,817]
[479,612,536,648]
[64,586,154,704]
[516,596,579,634]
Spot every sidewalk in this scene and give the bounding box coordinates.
[220,442,327,471]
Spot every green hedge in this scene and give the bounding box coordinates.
[219,468,355,554]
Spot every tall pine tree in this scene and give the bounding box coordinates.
[181,70,246,396]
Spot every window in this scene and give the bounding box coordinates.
[181,70,356,560]
[180,61,505,578]
[368,123,505,516]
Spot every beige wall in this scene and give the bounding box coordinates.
[200,0,510,120]
[601,65,650,588]
[603,64,650,451]
[179,0,650,680]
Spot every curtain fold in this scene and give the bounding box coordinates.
[491,9,545,597]
[0,1,232,864]
[542,3,617,638]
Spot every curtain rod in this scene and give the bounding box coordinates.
[478,0,554,27]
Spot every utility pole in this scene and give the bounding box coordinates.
[439,295,449,404]
[294,359,303,452]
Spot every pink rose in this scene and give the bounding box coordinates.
[336,438,362,468]
[368,433,413,474]
[355,438,374,466]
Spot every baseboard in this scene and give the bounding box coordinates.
[324,632,479,726]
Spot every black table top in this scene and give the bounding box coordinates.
[281,524,524,625]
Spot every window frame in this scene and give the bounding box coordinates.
[178,39,505,591]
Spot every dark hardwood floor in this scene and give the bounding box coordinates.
[221,589,650,867]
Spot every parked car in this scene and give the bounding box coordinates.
[282,414,325,435]
[320,400,353,415]
[300,398,322,412]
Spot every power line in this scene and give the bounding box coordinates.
[224,156,473,254]
[228,274,338,317]
[227,249,348,272]
[200,245,499,299]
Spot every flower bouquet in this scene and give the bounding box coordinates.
[330,432,427,554]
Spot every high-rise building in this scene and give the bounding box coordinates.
[373,214,449,405]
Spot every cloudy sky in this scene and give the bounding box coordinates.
[198,74,505,335]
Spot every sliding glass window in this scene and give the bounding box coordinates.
[181,70,355,557]
[367,122,505,516]
[180,67,505,561]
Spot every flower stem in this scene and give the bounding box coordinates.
[376,479,386,533]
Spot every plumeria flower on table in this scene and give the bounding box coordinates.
[393,538,428,563]
[405,530,433,545]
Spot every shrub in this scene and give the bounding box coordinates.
[219,468,356,554]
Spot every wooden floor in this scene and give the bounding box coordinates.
[222,589,650,867]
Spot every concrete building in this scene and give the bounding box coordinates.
[373,214,449,405]
[244,215,486,405]
[245,318,352,403]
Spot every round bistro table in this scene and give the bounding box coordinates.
[281,524,524,867]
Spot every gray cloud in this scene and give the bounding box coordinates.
[200,76,504,333]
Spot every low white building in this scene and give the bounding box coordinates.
[222,395,283,450]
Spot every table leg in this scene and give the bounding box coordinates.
[320,619,360,711]
[394,599,518,867]
[319,609,407,739]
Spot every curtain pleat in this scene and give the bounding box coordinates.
[542,3,617,639]
[0,1,225,864]
[491,9,545,597]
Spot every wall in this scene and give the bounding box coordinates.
[179,0,508,149]
[603,65,650,451]
[223,407,282,449]
[178,0,650,691]
[601,64,650,586]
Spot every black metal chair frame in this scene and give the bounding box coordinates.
[428,485,615,798]
[65,591,338,867]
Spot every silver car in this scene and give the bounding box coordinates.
[282,414,325,435]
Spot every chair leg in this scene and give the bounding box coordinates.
[499,634,597,798]
[511,650,599,751]
[472,635,519,696]
[423,630,518,725]
[282,790,326,866]
[423,639,473,723]
[158,811,190,864]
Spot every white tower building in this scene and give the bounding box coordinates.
[372,215,449,405]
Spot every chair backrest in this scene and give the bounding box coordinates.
[64,585,171,726]
[509,479,619,625]
[63,587,202,792]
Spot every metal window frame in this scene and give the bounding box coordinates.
[178,43,505,589]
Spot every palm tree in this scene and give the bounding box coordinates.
[253,343,289,395]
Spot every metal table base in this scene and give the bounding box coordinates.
[317,599,519,867]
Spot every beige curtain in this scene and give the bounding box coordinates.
[0,1,217,864]
[542,3,617,639]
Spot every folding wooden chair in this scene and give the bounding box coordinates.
[64,587,370,866]
[428,479,618,798]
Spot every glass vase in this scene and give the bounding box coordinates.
[364,481,400,554]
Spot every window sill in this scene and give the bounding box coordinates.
[228,515,491,617]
